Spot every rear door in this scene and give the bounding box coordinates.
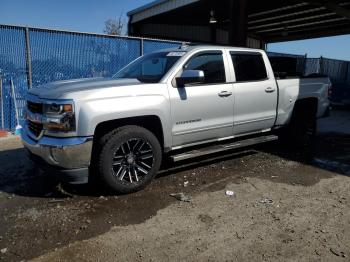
[229,51,278,135]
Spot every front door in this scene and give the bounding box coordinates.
[168,51,234,147]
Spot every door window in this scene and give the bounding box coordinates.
[184,52,226,84]
[230,52,268,82]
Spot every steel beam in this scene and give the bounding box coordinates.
[248,2,309,18]
[266,22,350,42]
[248,6,328,25]
[228,0,248,46]
[249,12,337,30]
[321,1,350,19]
[255,17,347,34]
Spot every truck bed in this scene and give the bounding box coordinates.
[275,77,331,126]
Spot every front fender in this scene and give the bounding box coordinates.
[76,95,172,150]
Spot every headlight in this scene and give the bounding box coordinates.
[43,102,75,132]
[44,103,73,115]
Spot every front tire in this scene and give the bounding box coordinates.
[97,126,162,194]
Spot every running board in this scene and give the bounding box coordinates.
[171,135,278,162]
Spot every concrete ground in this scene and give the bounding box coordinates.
[0,109,349,262]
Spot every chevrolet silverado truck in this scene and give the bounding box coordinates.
[22,45,331,193]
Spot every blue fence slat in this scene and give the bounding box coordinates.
[1,23,350,131]
[0,25,182,131]
[29,30,142,86]
[0,26,28,130]
[143,40,181,54]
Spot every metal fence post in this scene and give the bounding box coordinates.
[0,76,4,129]
[319,56,324,75]
[140,38,144,56]
[25,27,33,89]
[303,53,307,76]
[10,78,20,127]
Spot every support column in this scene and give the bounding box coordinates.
[228,0,248,47]
[210,24,217,44]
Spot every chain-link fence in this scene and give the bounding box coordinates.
[268,52,350,105]
[267,52,306,76]
[305,57,350,105]
[0,24,349,131]
[0,25,182,131]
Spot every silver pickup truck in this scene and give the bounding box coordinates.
[22,45,330,193]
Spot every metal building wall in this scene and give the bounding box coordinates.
[140,23,210,43]
[138,23,263,48]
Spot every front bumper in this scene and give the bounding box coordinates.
[21,125,93,184]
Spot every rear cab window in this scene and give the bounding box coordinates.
[230,52,268,82]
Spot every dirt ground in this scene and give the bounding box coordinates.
[0,109,349,262]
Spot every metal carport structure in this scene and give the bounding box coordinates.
[128,0,350,48]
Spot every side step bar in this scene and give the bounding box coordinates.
[171,135,278,162]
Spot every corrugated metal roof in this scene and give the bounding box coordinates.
[128,0,200,23]
[127,0,169,16]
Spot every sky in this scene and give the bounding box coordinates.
[1,0,350,61]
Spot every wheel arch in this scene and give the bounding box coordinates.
[293,97,319,117]
[93,115,166,152]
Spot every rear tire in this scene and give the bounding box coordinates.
[280,103,317,148]
[96,125,162,194]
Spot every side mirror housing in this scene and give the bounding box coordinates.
[176,70,205,87]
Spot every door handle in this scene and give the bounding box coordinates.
[265,87,276,93]
[218,91,233,97]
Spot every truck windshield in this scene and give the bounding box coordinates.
[113,51,185,83]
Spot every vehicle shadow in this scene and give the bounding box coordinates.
[1,135,348,199]
[266,134,349,172]
[0,145,259,198]
[0,147,65,198]
[0,121,349,199]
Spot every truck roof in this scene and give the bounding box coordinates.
[156,44,264,54]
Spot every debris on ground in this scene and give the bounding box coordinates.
[259,198,274,205]
[225,190,235,197]
[170,193,192,202]
[48,199,65,204]
[330,247,346,257]
[184,181,189,187]
[1,113,350,261]
[7,194,15,200]
[56,183,74,197]
[0,248,7,254]
[99,196,108,200]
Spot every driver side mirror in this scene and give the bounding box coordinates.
[176,70,205,87]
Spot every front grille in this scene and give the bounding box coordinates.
[28,120,43,137]
[27,101,43,114]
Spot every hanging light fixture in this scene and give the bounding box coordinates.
[209,10,217,24]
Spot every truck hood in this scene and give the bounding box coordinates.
[28,78,142,99]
